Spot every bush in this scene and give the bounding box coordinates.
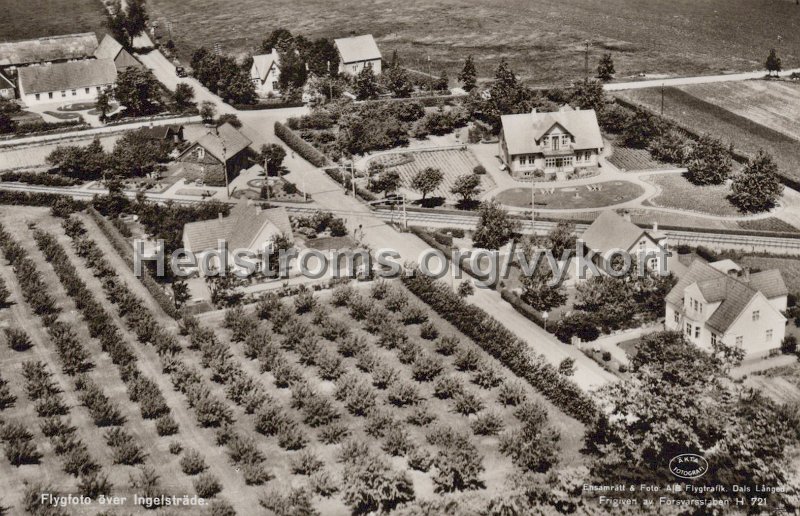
[5,328,33,351]
[471,411,504,436]
[411,353,444,382]
[382,426,412,456]
[180,449,208,475]
[338,334,367,357]
[407,405,437,426]
[419,321,439,340]
[319,422,350,444]
[371,363,399,389]
[309,469,339,497]
[169,441,182,455]
[401,304,428,325]
[453,347,481,371]
[274,121,328,167]
[387,381,423,407]
[601,351,612,362]
[260,487,318,516]
[291,449,324,475]
[434,376,464,400]
[194,473,222,498]
[473,165,487,175]
[453,389,484,415]
[472,366,502,389]
[434,335,459,356]
[781,335,798,355]
[155,414,179,436]
[497,381,527,406]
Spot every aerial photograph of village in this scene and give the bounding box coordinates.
[0,0,799,514]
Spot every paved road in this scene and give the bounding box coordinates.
[605,68,800,91]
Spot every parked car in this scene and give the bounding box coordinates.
[175,66,187,78]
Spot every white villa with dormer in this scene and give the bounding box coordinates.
[250,49,280,97]
[664,259,788,358]
[499,106,604,180]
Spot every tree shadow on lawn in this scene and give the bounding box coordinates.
[417,197,446,208]
[455,200,480,211]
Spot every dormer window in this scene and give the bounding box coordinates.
[561,135,570,145]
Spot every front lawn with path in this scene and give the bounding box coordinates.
[643,173,743,216]
[496,180,644,210]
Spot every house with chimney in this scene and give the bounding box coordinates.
[250,49,280,97]
[181,202,292,276]
[176,122,252,186]
[334,34,382,76]
[664,259,788,358]
[499,106,604,180]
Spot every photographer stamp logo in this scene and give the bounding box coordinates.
[669,454,709,479]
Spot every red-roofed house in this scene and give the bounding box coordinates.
[499,106,604,180]
[181,202,292,276]
[664,259,788,357]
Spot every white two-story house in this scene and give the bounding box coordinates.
[664,259,788,358]
[250,50,280,97]
[499,105,603,180]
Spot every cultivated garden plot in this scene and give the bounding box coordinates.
[368,148,495,202]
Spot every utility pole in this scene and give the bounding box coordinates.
[531,178,535,235]
[263,155,270,202]
[350,161,357,197]
[222,142,230,199]
[327,60,332,101]
[584,41,590,80]
[427,55,432,92]
[402,194,408,229]
[661,83,665,115]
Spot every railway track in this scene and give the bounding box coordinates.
[3,183,799,254]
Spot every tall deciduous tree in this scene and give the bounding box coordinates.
[173,83,195,111]
[115,68,160,117]
[686,134,733,185]
[520,261,567,312]
[260,144,287,175]
[381,66,413,98]
[570,79,606,114]
[410,167,444,200]
[94,90,112,122]
[730,149,784,213]
[473,200,518,250]
[596,53,615,81]
[458,55,477,92]
[450,174,482,205]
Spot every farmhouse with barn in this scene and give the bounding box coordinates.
[499,106,604,180]
[16,58,117,106]
[93,34,142,73]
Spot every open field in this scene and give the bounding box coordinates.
[496,180,644,210]
[616,85,800,185]
[679,81,800,141]
[643,173,742,216]
[0,136,121,171]
[148,0,800,86]
[0,205,586,513]
[369,148,494,202]
[0,0,107,42]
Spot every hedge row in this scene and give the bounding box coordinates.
[234,101,305,111]
[274,121,328,168]
[401,273,597,424]
[0,171,80,187]
[499,289,552,332]
[324,167,377,202]
[86,208,179,319]
[0,190,87,209]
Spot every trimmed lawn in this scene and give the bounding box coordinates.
[644,173,742,216]
[496,181,644,209]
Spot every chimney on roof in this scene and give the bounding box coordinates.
[622,211,631,222]
[531,108,537,114]
[742,266,750,281]
[652,221,658,232]
[218,212,224,220]
[255,205,262,214]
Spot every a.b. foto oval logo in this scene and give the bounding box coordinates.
[669,454,709,479]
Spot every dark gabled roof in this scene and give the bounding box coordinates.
[185,123,252,163]
[666,260,787,333]
[0,72,14,89]
[94,34,123,60]
[18,59,117,94]
[183,203,291,253]
[0,32,98,66]
[140,124,183,140]
[747,269,788,299]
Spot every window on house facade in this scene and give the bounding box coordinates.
[96,86,101,93]
[35,94,40,101]
[685,322,691,336]
[48,92,53,99]
[693,299,698,311]
[545,158,557,168]
[272,81,278,89]
[561,135,569,145]
[674,312,680,323]
[197,147,205,159]
[552,138,559,151]
[752,310,760,321]
[711,333,717,346]
[61,91,66,97]
[71,90,76,96]
[694,326,700,338]
[736,336,743,346]
[519,155,527,165]
[766,329,773,342]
